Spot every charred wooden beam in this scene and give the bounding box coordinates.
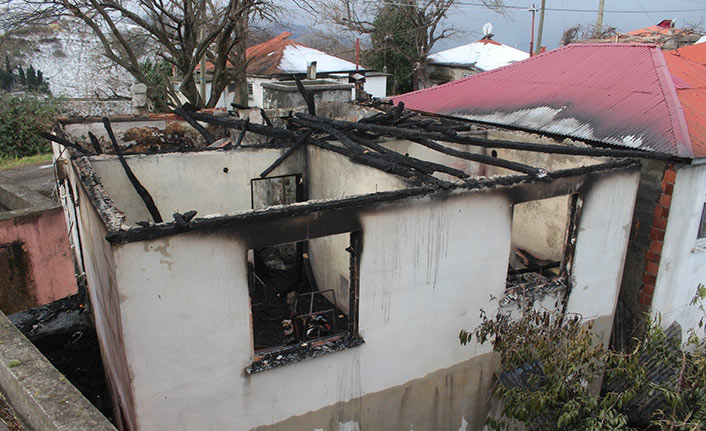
[106,185,438,244]
[190,112,296,142]
[88,132,103,154]
[294,76,316,116]
[411,137,546,177]
[232,118,250,148]
[260,109,274,127]
[346,131,470,180]
[294,113,678,161]
[173,107,215,145]
[260,130,312,178]
[102,117,163,223]
[293,117,453,188]
[40,132,90,155]
[104,159,640,244]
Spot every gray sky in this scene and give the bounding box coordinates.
[437,0,706,52]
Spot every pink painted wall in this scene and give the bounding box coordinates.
[0,208,77,311]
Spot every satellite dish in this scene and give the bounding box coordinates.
[482,23,493,36]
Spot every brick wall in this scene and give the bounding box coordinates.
[638,165,676,306]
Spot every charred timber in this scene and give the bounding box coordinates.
[411,137,546,177]
[260,130,312,178]
[88,132,103,154]
[294,113,679,161]
[40,132,90,155]
[295,76,316,116]
[105,185,438,243]
[102,117,163,223]
[104,159,639,244]
[345,130,470,179]
[293,117,453,188]
[174,107,216,145]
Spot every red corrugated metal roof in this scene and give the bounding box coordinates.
[669,42,706,66]
[393,43,699,158]
[665,49,706,157]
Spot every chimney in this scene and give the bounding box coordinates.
[306,61,317,80]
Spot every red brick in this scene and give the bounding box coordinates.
[639,293,654,306]
[645,251,661,263]
[649,240,664,254]
[642,284,655,295]
[645,261,659,275]
[652,217,667,230]
[663,168,676,184]
[663,183,674,196]
[661,206,671,218]
[659,194,672,208]
[650,228,665,241]
[643,273,657,285]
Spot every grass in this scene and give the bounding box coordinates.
[0,153,53,171]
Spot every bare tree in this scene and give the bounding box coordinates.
[4,0,276,109]
[311,0,503,91]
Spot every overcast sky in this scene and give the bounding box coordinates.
[435,0,706,52]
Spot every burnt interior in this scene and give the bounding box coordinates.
[504,195,578,305]
[249,238,351,353]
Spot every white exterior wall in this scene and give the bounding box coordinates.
[111,190,512,431]
[651,163,706,334]
[247,77,270,108]
[97,165,639,430]
[566,170,641,342]
[89,148,307,224]
[363,76,387,98]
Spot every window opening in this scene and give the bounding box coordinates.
[697,189,706,240]
[247,232,360,358]
[503,194,580,305]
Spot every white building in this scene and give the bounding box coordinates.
[427,36,529,85]
[199,32,389,109]
[54,103,640,430]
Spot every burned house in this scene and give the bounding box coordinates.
[394,42,706,343]
[51,102,644,430]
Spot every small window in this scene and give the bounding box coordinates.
[228,82,236,92]
[503,194,580,306]
[247,82,254,96]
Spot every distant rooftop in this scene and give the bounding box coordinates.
[428,37,529,72]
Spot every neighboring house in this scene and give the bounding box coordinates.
[54,102,641,430]
[199,32,388,108]
[394,43,706,341]
[0,174,77,315]
[426,35,529,85]
[575,19,702,49]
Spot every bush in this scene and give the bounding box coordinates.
[461,292,706,431]
[0,93,62,158]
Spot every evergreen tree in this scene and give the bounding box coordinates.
[17,65,26,85]
[26,65,37,90]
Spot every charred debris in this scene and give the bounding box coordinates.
[44,99,674,245]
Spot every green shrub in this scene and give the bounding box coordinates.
[0,93,62,158]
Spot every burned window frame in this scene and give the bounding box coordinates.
[502,193,582,306]
[245,230,363,374]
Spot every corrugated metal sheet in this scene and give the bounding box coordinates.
[393,43,697,158]
[665,49,706,157]
[669,42,706,66]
